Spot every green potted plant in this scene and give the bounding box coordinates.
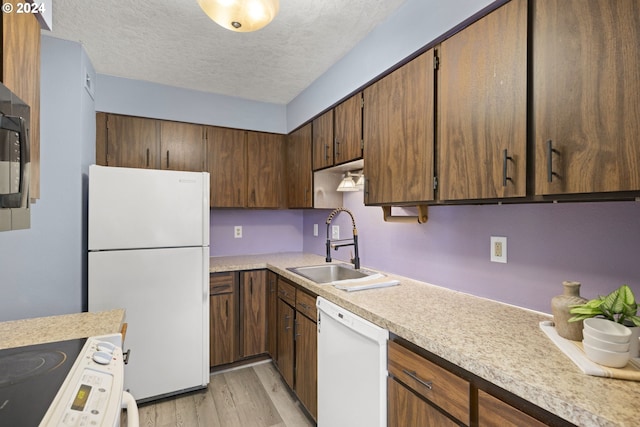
[569,284,640,326]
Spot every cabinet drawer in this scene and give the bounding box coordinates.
[296,290,317,322]
[210,272,235,295]
[388,340,470,425]
[478,389,547,427]
[277,278,296,306]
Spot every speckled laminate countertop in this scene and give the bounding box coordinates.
[0,309,126,350]
[210,252,640,427]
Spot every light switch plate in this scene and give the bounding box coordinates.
[490,236,507,263]
[313,224,318,237]
[332,225,340,240]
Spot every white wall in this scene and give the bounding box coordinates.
[0,37,94,321]
[96,74,287,134]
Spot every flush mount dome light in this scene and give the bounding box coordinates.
[198,0,279,32]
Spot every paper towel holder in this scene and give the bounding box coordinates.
[381,205,428,224]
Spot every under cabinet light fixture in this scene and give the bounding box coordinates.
[197,0,279,32]
[337,170,364,192]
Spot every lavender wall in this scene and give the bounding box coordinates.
[210,209,304,256]
[303,194,640,314]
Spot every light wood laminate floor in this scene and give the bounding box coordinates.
[122,361,315,427]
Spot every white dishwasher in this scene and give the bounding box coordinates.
[317,297,389,427]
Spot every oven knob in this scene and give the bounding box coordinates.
[92,351,112,365]
[97,341,116,354]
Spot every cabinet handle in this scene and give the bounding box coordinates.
[146,148,150,167]
[335,137,340,157]
[294,319,300,338]
[364,177,369,202]
[250,277,253,295]
[284,314,291,330]
[502,149,513,187]
[547,140,559,182]
[225,299,228,317]
[299,302,310,310]
[402,369,433,390]
[166,150,170,168]
[324,143,329,161]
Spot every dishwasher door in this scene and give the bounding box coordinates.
[317,297,389,427]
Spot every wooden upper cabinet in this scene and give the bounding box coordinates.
[96,113,108,166]
[312,93,363,171]
[207,126,247,208]
[2,5,41,199]
[334,92,363,165]
[247,131,285,208]
[533,0,640,196]
[312,109,334,170]
[287,123,313,208]
[439,0,527,201]
[159,121,204,172]
[363,50,435,205]
[106,115,160,169]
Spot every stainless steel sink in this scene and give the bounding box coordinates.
[287,264,380,284]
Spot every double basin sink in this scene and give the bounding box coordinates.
[287,263,381,285]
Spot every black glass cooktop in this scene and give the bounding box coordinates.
[0,338,86,427]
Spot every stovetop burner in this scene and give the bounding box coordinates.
[0,349,67,387]
[0,338,86,427]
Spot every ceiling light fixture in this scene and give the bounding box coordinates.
[197,0,279,32]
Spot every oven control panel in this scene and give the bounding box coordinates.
[39,334,125,427]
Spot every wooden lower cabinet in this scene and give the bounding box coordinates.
[209,272,237,367]
[276,297,295,388]
[266,271,278,358]
[240,270,267,358]
[388,377,458,427]
[274,276,318,420]
[294,299,317,419]
[478,390,547,427]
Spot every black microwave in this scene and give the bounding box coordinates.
[0,82,30,231]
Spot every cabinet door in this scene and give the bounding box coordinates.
[207,126,247,207]
[439,0,527,200]
[96,113,108,166]
[210,272,237,367]
[478,390,547,427]
[287,123,313,208]
[276,298,295,389]
[363,50,435,205]
[106,115,160,169]
[240,270,267,358]
[295,313,317,420]
[2,6,40,199]
[388,377,458,427]
[312,109,334,170]
[247,131,285,208]
[159,121,204,172]
[334,92,363,165]
[266,271,278,358]
[533,0,640,195]
[209,293,235,366]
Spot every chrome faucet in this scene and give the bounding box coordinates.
[325,207,360,270]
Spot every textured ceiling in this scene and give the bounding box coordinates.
[45,0,408,104]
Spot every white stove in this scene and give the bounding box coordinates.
[0,334,138,427]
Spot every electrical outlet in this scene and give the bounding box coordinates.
[332,225,340,240]
[313,224,318,237]
[234,226,242,239]
[490,236,507,263]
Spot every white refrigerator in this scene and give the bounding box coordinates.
[88,165,210,402]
